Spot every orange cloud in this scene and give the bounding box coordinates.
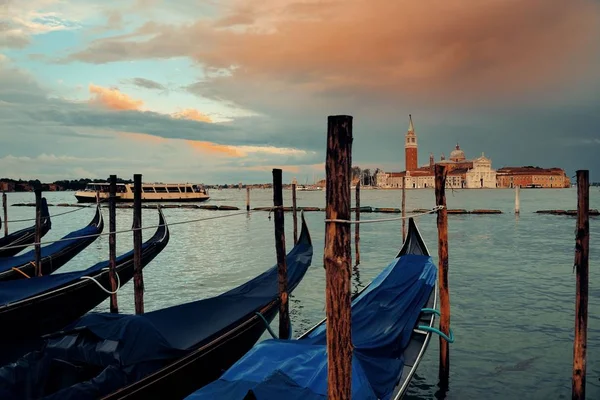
[118,131,167,144]
[89,84,144,110]
[186,140,242,157]
[172,108,213,123]
[72,0,600,107]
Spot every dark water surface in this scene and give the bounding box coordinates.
[2,187,599,399]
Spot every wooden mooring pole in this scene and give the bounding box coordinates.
[292,181,298,245]
[34,185,42,276]
[435,164,451,388]
[109,175,119,313]
[246,187,250,212]
[515,185,520,214]
[2,191,7,236]
[572,170,589,400]
[324,115,353,399]
[402,176,406,242]
[355,181,360,265]
[272,168,290,340]
[133,174,144,314]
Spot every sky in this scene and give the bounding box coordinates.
[1,0,599,184]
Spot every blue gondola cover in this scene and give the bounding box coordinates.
[188,254,437,400]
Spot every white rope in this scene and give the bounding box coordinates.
[325,206,444,224]
[0,210,250,251]
[7,198,109,223]
[79,267,121,295]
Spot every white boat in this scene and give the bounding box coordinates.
[75,182,210,203]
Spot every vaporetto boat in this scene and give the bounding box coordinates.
[74,182,210,203]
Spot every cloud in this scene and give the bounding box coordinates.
[126,77,167,91]
[63,0,600,109]
[172,108,213,123]
[0,0,86,48]
[88,83,144,110]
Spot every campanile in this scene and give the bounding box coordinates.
[405,114,418,171]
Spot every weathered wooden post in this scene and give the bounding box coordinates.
[572,170,589,400]
[355,181,360,265]
[324,115,353,399]
[109,175,119,313]
[272,168,290,340]
[292,179,298,245]
[133,174,144,314]
[2,191,7,236]
[34,185,42,276]
[515,185,520,214]
[402,176,407,242]
[246,186,250,212]
[435,164,450,388]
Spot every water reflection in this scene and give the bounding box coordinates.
[352,264,363,297]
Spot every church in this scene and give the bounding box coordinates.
[375,115,498,189]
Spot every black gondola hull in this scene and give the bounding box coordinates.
[0,207,104,281]
[0,198,51,258]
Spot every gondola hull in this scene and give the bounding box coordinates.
[0,198,51,258]
[102,302,279,400]
[0,206,104,281]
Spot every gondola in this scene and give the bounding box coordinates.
[188,217,439,400]
[0,198,52,258]
[0,205,104,281]
[0,208,169,361]
[0,214,314,400]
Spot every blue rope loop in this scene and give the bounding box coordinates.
[418,307,455,343]
[255,311,293,340]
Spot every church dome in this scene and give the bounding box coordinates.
[449,143,466,162]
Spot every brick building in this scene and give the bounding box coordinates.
[496,167,570,188]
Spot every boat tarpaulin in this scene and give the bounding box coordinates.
[0,224,100,274]
[188,254,437,400]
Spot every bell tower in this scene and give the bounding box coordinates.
[405,114,418,171]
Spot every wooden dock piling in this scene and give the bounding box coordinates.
[34,185,42,276]
[572,170,589,400]
[133,174,144,314]
[292,181,298,245]
[402,176,406,242]
[324,115,353,400]
[515,185,520,214]
[272,168,290,340]
[355,181,360,265]
[246,187,250,212]
[2,192,7,236]
[109,175,119,313]
[434,164,451,388]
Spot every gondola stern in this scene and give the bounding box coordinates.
[41,197,52,230]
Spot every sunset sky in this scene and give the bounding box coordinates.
[1,0,599,183]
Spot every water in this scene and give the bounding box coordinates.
[2,187,599,399]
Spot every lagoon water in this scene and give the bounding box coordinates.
[2,187,599,399]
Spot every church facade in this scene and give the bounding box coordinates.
[375,116,497,189]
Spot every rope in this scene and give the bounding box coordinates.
[0,210,250,251]
[79,267,121,294]
[255,311,293,340]
[325,205,444,224]
[11,267,31,279]
[416,325,455,343]
[6,198,109,223]
[417,308,455,343]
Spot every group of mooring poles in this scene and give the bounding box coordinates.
[324,115,452,397]
[103,174,145,315]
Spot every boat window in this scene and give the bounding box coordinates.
[166,186,181,193]
[154,186,168,193]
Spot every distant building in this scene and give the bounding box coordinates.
[496,167,570,188]
[375,116,497,188]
